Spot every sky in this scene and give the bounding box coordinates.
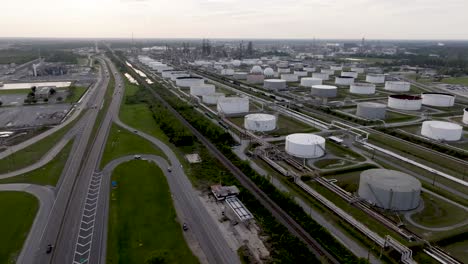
[1,0,468,40]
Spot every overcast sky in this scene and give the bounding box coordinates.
[1,0,467,39]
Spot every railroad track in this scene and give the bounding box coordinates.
[116,55,340,264]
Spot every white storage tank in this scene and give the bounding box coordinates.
[464,108,468,125]
[341,71,358,78]
[231,60,241,67]
[244,114,277,132]
[285,133,326,158]
[321,69,335,75]
[170,73,190,81]
[162,70,185,79]
[356,102,386,119]
[293,63,304,70]
[335,76,355,86]
[388,94,422,111]
[217,97,249,114]
[358,169,421,211]
[250,65,263,74]
[190,84,216,96]
[421,93,455,107]
[385,81,411,92]
[277,61,289,68]
[281,74,299,82]
[264,79,287,90]
[294,70,308,77]
[311,85,337,98]
[351,67,365,73]
[300,78,322,87]
[350,83,376,94]
[366,74,386,84]
[421,121,463,141]
[304,67,316,73]
[233,72,248,80]
[221,69,235,76]
[264,68,275,77]
[330,65,343,71]
[278,68,291,74]
[202,93,225,105]
[176,77,205,87]
[312,72,330,81]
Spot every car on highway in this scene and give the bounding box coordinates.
[133,130,138,133]
[134,155,141,159]
[46,244,53,254]
[183,223,188,231]
[167,167,172,172]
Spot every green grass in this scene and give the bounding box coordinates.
[0,140,73,186]
[444,241,468,263]
[0,89,31,95]
[63,86,87,103]
[313,159,354,169]
[0,192,38,264]
[441,77,468,86]
[326,141,366,162]
[410,193,468,228]
[100,124,165,168]
[107,160,198,264]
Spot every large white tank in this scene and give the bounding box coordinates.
[421,121,463,141]
[385,81,411,92]
[335,76,355,86]
[264,79,287,90]
[388,95,422,110]
[278,68,291,74]
[421,93,455,107]
[330,65,343,71]
[312,72,330,81]
[358,169,421,211]
[464,108,468,125]
[277,61,289,68]
[217,97,249,114]
[301,77,322,87]
[202,93,225,105]
[341,71,358,78]
[294,70,308,77]
[281,74,299,82]
[356,102,386,119]
[285,133,326,158]
[244,114,277,132]
[321,69,335,75]
[190,84,216,96]
[162,70,186,79]
[304,67,316,73]
[250,65,263,74]
[170,73,190,81]
[264,68,275,77]
[232,60,241,67]
[366,74,386,84]
[351,67,365,73]
[311,85,337,98]
[350,83,376,94]
[176,77,205,87]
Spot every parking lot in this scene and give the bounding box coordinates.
[0,104,72,128]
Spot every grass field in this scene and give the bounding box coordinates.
[0,89,31,95]
[63,86,87,103]
[0,140,73,186]
[107,161,198,264]
[441,77,468,86]
[0,192,38,263]
[100,124,165,168]
[444,241,468,264]
[228,114,319,135]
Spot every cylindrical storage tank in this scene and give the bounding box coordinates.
[170,73,190,81]
[246,74,265,84]
[351,67,365,73]
[301,77,322,87]
[358,169,421,211]
[202,93,225,105]
[464,108,468,125]
[221,69,235,76]
[304,67,316,72]
[356,102,386,119]
[190,84,216,96]
[250,65,263,74]
[175,77,205,87]
[350,83,376,94]
[330,65,343,71]
[341,71,358,78]
[421,93,455,107]
[388,95,422,110]
[385,81,411,92]
[264,79,287,90]
[366,74,386,84]
[294,70,308,77]
[335,76,355,86]
[264,68,275,77]
[293,63,304,70]
[217,97,249,114]
[281,74,299,82]
[421,121,463,141]
[321,69,335,75]
[244,114,277,132]
[311,85,337,98]
[285,133,326,158]
[233,72,248,80]
[278,67,290,74]
[277,61,289,68]
[231,60,241,67]
[312,72,330,81]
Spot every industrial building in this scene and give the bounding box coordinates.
[421,121,463,141]
[350,83,376,94]
[244,114,277,132]
[421,93,455,107]
[358,169,421,211]
[311,85,337,98]
[356,102,386,119]
[225,197,254,224]
[387,94,422,110]
[217,97,249,114]
[300,77,322,87]
[264,79,287,90]
[366,74,386,84]
[285,133,326,158]
[211,185,240,201]
[190,84,216,96]
[335,76,355,86]
[385,81,411,92]
[202,93,225,105]
[176,76,205,87]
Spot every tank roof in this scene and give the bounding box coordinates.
[312,85,337,90]
[423,121,462,130]
[389,94,421,100]
[361,169,421,191]
[422,92,454,97]
[176,76,203,80]
[286,133,325,144]
[359,102,386,108]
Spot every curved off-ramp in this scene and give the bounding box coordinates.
[0,184,55,264]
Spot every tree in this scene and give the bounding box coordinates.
[31,86,36,93]
[145,250,168,264]
[44,98,48,102]
[57,96,63,102]
[49,88,56,95]
[0,101,3,106]
[28,92,35,98]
